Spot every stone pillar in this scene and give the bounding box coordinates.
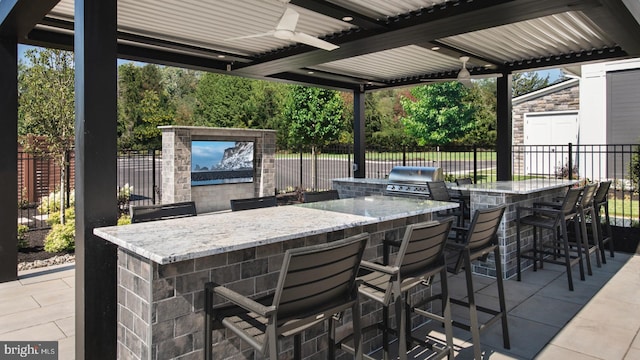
[161,128,192,204]
[160,126,277,212]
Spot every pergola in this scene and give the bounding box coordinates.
[1,0,639,358]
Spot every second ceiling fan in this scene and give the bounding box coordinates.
[421,56,499,87]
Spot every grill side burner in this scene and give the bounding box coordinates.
[385,166,443,197]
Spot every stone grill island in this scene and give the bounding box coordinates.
[94,196,459,359]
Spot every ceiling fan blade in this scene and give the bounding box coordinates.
[470,73,503,79]
[420,78,458,83]
[277,7,299,32]
[225,31,275,41]
[290,32,339,51]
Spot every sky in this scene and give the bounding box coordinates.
[19,44,565,83]
[191,140,235,171]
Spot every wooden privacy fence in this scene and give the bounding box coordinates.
[18,145,75,206]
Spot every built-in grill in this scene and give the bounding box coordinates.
[385,166,444,197]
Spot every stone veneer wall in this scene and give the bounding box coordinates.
[160,126,276,213]
[512,83,579,175]
[468,186,568,279]
[332,178,387,198]
[116,213,436,359]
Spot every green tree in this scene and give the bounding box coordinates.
[117,63,169,150]
[162,67,199,125]
[513,71,550,97]
[458,79,497,147]
[400,82,475,145]
[19,48,75,224]
[194,73,253,127]
[284,85,344,188]
[133,90,175,149]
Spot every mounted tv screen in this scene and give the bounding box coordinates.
[191,140,254,186]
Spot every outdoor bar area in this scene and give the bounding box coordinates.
[94,196,458,358]
[3,1,640,360]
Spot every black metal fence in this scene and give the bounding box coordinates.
[18,144,639,230]
[18,149,160,230]
[275,145,497,192]
[513,143,639,226]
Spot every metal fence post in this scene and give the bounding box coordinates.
[568,143,573,180]
[473,146,478,183]
[152,149,157,204]
[402,146,407,166]
[299,150,303,189]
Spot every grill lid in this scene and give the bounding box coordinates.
[387,166,443,184]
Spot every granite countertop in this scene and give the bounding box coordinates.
[94,195,458,264]
[449,179,578,195]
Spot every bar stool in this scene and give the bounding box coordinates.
[454,177,473,225]
[573,183,601,272]
[535,184,601,275]
[445,206,509,360]
[427,180,465,226]
[357,219,455,360]
[516,187,584,290]
[594,181,614,261]
[204,233,369,360]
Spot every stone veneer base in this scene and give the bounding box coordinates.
[116,214,436,359]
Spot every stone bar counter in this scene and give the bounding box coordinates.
[94,195,458,359]
[449,179,578,279]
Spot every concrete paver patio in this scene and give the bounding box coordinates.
[1,253,638,359]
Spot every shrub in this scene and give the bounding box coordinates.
[44,220,75,253]
[17,224,29,249]
[38,189,75,214]
[118,214,131,226]
[46,207,75,226]
[117,183,134,213]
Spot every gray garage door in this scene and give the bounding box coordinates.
[606,68,640,178]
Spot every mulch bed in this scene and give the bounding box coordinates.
[18,228,73,263]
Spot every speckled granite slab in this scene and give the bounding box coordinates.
[94,195,458,264]
[449,179,577,195]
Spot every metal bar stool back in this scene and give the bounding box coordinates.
[516,187,585,290]
[205,233,369,360]
[445,206,509,360]
[574,183,601,272]
[594,180,614,260]
[357,218,455,360]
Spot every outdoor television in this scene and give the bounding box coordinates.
[191,140,254,186]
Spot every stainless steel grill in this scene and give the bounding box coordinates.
[385,166,443,197]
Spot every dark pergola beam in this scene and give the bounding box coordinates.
[0,0,59,38]
[496,72,513,181]
[26,28,369,91]
[505,46,628,72]
[234,0,601,77]
[0,37,18,283]
[74,0,118,358]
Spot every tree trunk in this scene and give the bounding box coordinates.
[59,151,67,225]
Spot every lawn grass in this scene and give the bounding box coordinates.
[609,197,639,220]
[276,150,497,161]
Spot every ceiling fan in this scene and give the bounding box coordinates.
[420,56,499,87]
[225,6,339,51]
